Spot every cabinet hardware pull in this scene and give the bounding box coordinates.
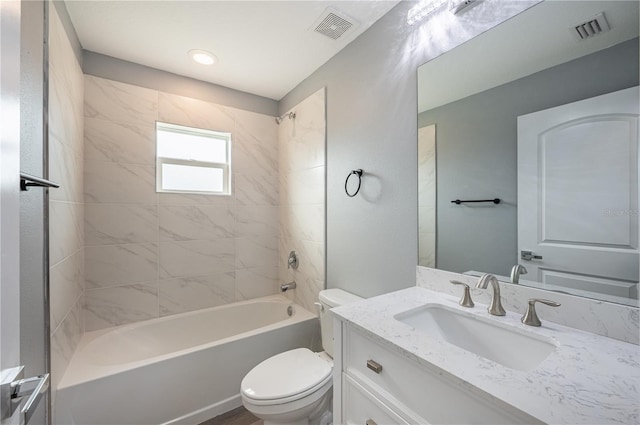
[366,359,382,374]
[366,420,378,425]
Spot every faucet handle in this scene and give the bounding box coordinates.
[287,250,299,270]
[521,298,561,327]
[449,280,475,308]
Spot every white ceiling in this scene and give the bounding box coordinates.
[418,0,639,112]
[66,0,400,100]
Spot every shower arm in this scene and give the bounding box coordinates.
[275,111,296,124]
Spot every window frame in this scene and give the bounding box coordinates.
[155,121,232,195]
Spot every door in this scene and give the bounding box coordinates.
[1,1,51,424]
[1,0,26,422]
[518,86,639,302]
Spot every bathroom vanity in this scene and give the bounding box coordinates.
[331,287,640,425]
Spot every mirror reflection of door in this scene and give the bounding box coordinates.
[416,0,639,306]
[518,86,639,304]
[418,125,436,267]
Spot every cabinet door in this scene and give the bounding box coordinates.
[345,327,542,424]
[343,374,414,425]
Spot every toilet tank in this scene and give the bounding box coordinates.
[318,289,363,357]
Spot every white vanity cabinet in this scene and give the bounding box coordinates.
[333,318,541,425]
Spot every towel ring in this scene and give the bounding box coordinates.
[345,169,363,197]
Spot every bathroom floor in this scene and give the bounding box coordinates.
[199,406,262,425]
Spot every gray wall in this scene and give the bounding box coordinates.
[418,38,639,277]
[54,0,276,116]
[51,0,82,66]
[279,1,539,297]
[52,1,277,117]
[83,51,278,116]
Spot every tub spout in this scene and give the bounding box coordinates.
[280,281,296,292]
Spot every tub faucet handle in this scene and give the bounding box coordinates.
[287,251,299,270]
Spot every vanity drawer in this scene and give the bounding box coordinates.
[345,327,539,424]
[343,373,412,425]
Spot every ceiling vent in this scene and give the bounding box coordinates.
[313,9,356,40]
[572,12,610,40]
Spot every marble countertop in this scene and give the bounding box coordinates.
[332,287,640,424]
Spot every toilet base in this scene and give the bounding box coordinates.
[244,387,331,425]
[264,420,308,425]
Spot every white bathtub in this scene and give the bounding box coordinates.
[55,295,319,425]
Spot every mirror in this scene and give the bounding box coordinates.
[417,0,639,307]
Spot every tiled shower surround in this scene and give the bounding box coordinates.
[83,76,326,330]
[278,90,326,313]
[48,5,85,399]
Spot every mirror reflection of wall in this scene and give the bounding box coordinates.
[418,125,436,268]
[417,0,639,307]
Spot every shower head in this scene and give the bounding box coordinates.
[275,112,296,125]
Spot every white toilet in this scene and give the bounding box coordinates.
[241,289,362,425]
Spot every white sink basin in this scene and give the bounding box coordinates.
[394,304,557,372]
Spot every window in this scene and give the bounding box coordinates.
[156,122,231,195]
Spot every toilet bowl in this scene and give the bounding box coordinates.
[241,289,362,425]
[241,349,333,425]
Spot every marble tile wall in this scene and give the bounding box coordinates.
[48,3,85,405]
[418,125,436,268]
[278,89,326,313]
[83,75,280,331]
[416,266,640,345]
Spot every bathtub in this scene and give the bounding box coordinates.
[55,295,319,425]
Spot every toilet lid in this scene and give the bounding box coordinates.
[241,348,332,402]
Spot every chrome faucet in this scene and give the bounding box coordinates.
[476,274,506,316]
[510,264,528,284]
[280,281,297,292]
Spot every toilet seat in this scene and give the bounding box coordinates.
[241,348,332,406]
[241,377,332,421]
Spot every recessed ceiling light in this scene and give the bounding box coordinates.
[188,49,217,65]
